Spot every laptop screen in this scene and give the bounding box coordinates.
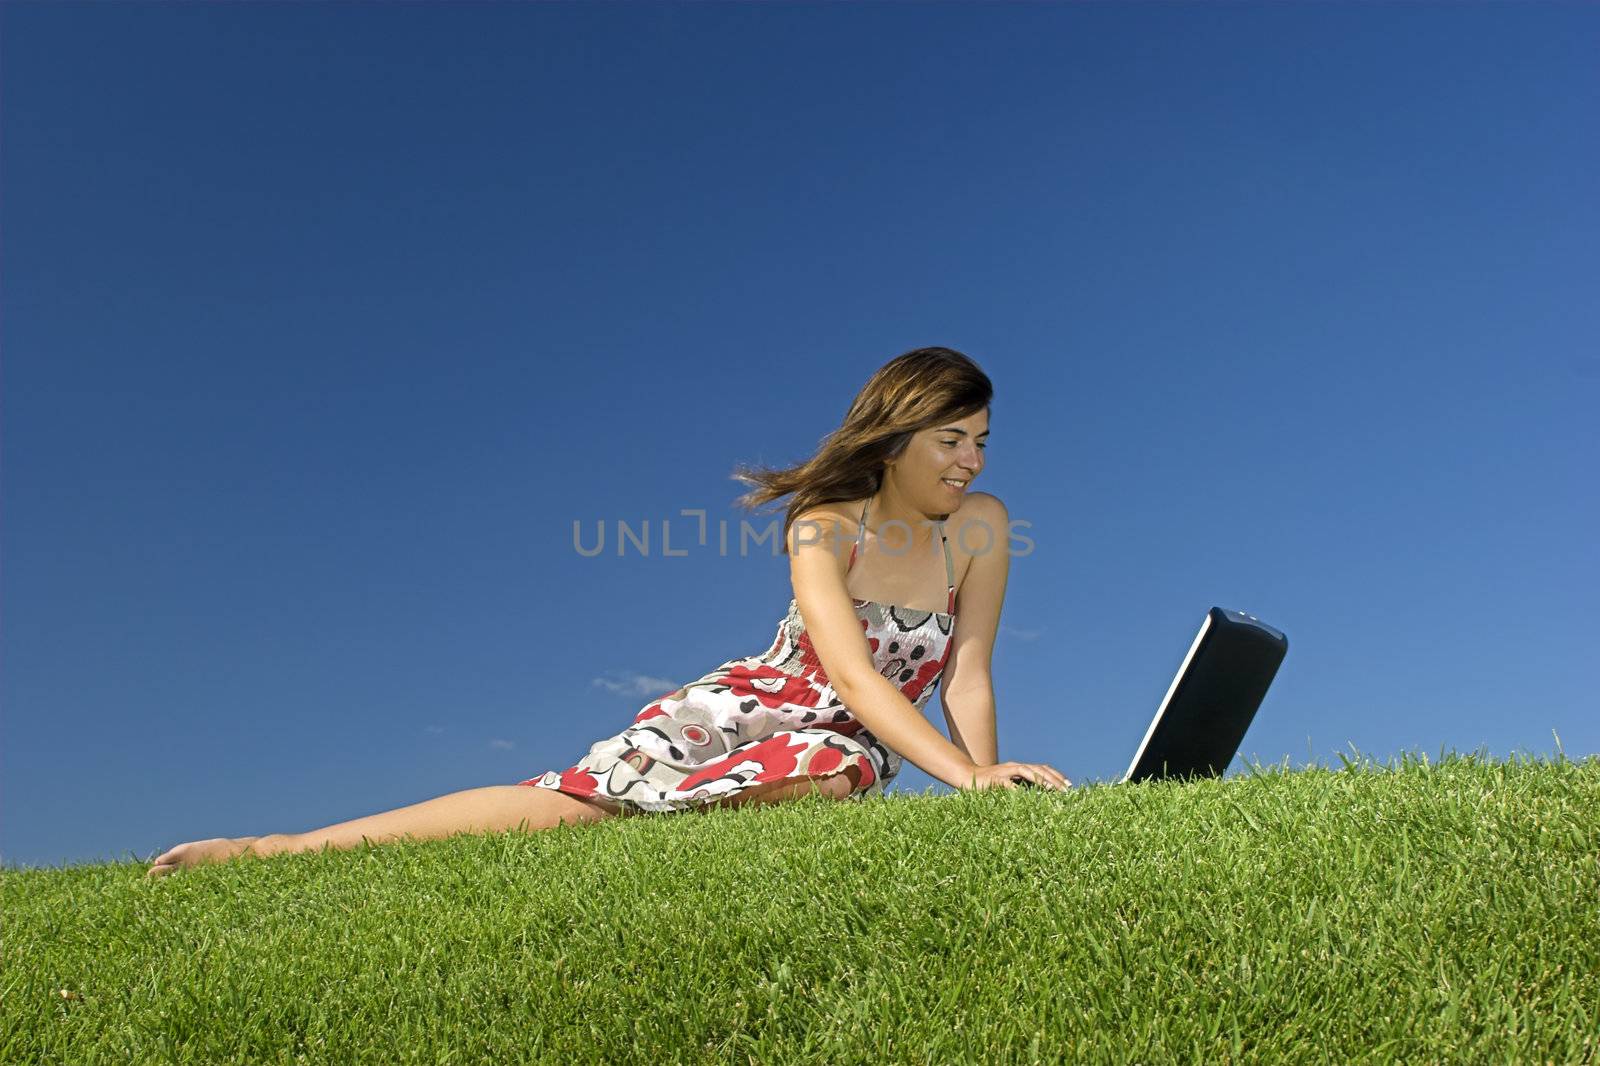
[1121,608,1288,784]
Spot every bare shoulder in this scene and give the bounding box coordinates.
[956,490,1007,522]
[789,499,865,552]
[945,491,1008,548]
[792,499,862,527]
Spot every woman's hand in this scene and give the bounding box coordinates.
[960,762,1073,792]
[145,836,260,879]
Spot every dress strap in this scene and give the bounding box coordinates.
[846,498,869,571]
[937,519,956,614]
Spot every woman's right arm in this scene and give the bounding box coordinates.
[837,672,983,789]
[788,509,982,789]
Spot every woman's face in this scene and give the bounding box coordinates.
[885,407,989,515]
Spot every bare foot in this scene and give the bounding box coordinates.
[146,836,261,879]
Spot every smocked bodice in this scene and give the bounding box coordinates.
[765,595,955,711]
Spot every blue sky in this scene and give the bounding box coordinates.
[3,2,1595,872]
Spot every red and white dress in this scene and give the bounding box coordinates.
[518,499,958,812]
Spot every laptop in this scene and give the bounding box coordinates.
[1118,607,1289,784]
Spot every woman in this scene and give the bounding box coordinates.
[146,347,1071,878]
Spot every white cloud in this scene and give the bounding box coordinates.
[592,672,679,697]
[1000,624,1041,642]
[423,725,446,735]
[489,738,516,750]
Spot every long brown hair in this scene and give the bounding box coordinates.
[730,346,993,554]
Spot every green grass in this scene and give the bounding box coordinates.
[5,751,1597,1064]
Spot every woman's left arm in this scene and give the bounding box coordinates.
[939,494,1010,767]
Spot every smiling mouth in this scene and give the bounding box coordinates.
[941,478,968,490]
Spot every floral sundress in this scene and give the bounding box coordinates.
[517,498,958,812]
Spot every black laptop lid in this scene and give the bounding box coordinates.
[1121,607,1288,784]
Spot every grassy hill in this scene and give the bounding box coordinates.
[5,752,1596,1064]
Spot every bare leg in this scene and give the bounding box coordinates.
[258,768,856,854]
[146,766,862,878]
[146,785,619,877]
[701,764,862,811]
[256,785,621,855]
